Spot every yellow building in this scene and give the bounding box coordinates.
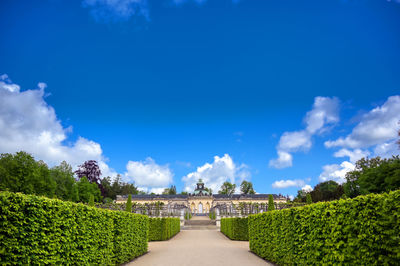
[116,180,288,216]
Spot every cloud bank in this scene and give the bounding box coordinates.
[182,154,250,193]
[269,96,340,168]
[0,74,117,177]
[320,95,400,184]
[124,157,174,193]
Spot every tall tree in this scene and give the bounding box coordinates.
[76,177,101,203]
[310,181,344,202]
[240,180,255,194]
[0,151,55,198]
[75,160,102,184]
[306,193,312,204]
[50,161,75,201]
[268,194,275,211]
[125,194,132,212]
[218,181,236,195]
[344,156,400,198]
[75,160,104,196]
[163,185,177,195]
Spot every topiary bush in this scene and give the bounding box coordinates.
[220,217,248,241]
[0,191,148,265]
[148,217,180,241]
[249,190,400,265]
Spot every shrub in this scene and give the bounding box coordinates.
[220,217,248,241]
[0,191,148,265]
[148,217,180,241]
[268,194,275,211]
[249,190,400,265]
[125,194,132,212]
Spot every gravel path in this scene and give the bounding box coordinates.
[127,229,272,266]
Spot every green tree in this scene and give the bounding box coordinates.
[344,156,400,198]
[218,181,236,195]
[76,177,101,203]
[306,193,312,204]
[101,175,138,200]
[181,191,188,195]
[310,181,344,202]
[240,180,255,194]
[0,151,55,198]
[50,161,75,201]
[268,194,275,211]
[88,194,95,207]
[162,185,177,195]
[71,184,80,202]
[125,194,132,212]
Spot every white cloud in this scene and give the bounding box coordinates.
[272,179,305,189]
[334,148,370,164]
[182,154,250,193]
[125,157,173,190]
[319,161,354,184]
[325,96,400,150]
[301,185,313,192]
[0,74,117,177]
[269,151,293,169]
[270,97,340,169]
[82,0,149,22]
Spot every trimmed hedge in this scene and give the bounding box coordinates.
[249,190,400,265]
[0,191,148,265]
[221,217,249,241]
[148,217,180,241]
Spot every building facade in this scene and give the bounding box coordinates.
[116,180,288,216]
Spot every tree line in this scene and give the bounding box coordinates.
[295,155,400,203]
[0,151,139,203]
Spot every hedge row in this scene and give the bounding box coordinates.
[148,217,180,241]
[0,191,148,265]
[249,190,400,265]
[220,217,248,241]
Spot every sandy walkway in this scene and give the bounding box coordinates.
[127,230,272,266]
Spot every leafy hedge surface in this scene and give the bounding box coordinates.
[249,190,400,265]
[148,217,180,241]
[0,191,148,265]
[221,217,249,241]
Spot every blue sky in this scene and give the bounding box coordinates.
[1,0,399,197]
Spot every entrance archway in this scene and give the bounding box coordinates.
[198,203,203,214]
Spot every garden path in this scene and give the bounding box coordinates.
[127,228,272,266]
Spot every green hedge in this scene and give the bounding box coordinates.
[221,217,249,241]
[0,191,148,265]
[249,190,400,265]
[148,217,180,241]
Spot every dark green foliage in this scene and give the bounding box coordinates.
[0,191,148,265]
[249,190,400,265]
[310,180,344,202]
[220,217,249,241]
[50,161,75,201]
[125,194,132,212]
[162,185,177,195]
[101,175,138,200]
[148,218,180,241]
[268,194,275,211]
[240,180,255,194]
[218,181,236,195]
[0,152,56,198]
[344,156,400,198]
[306,193,312,204]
